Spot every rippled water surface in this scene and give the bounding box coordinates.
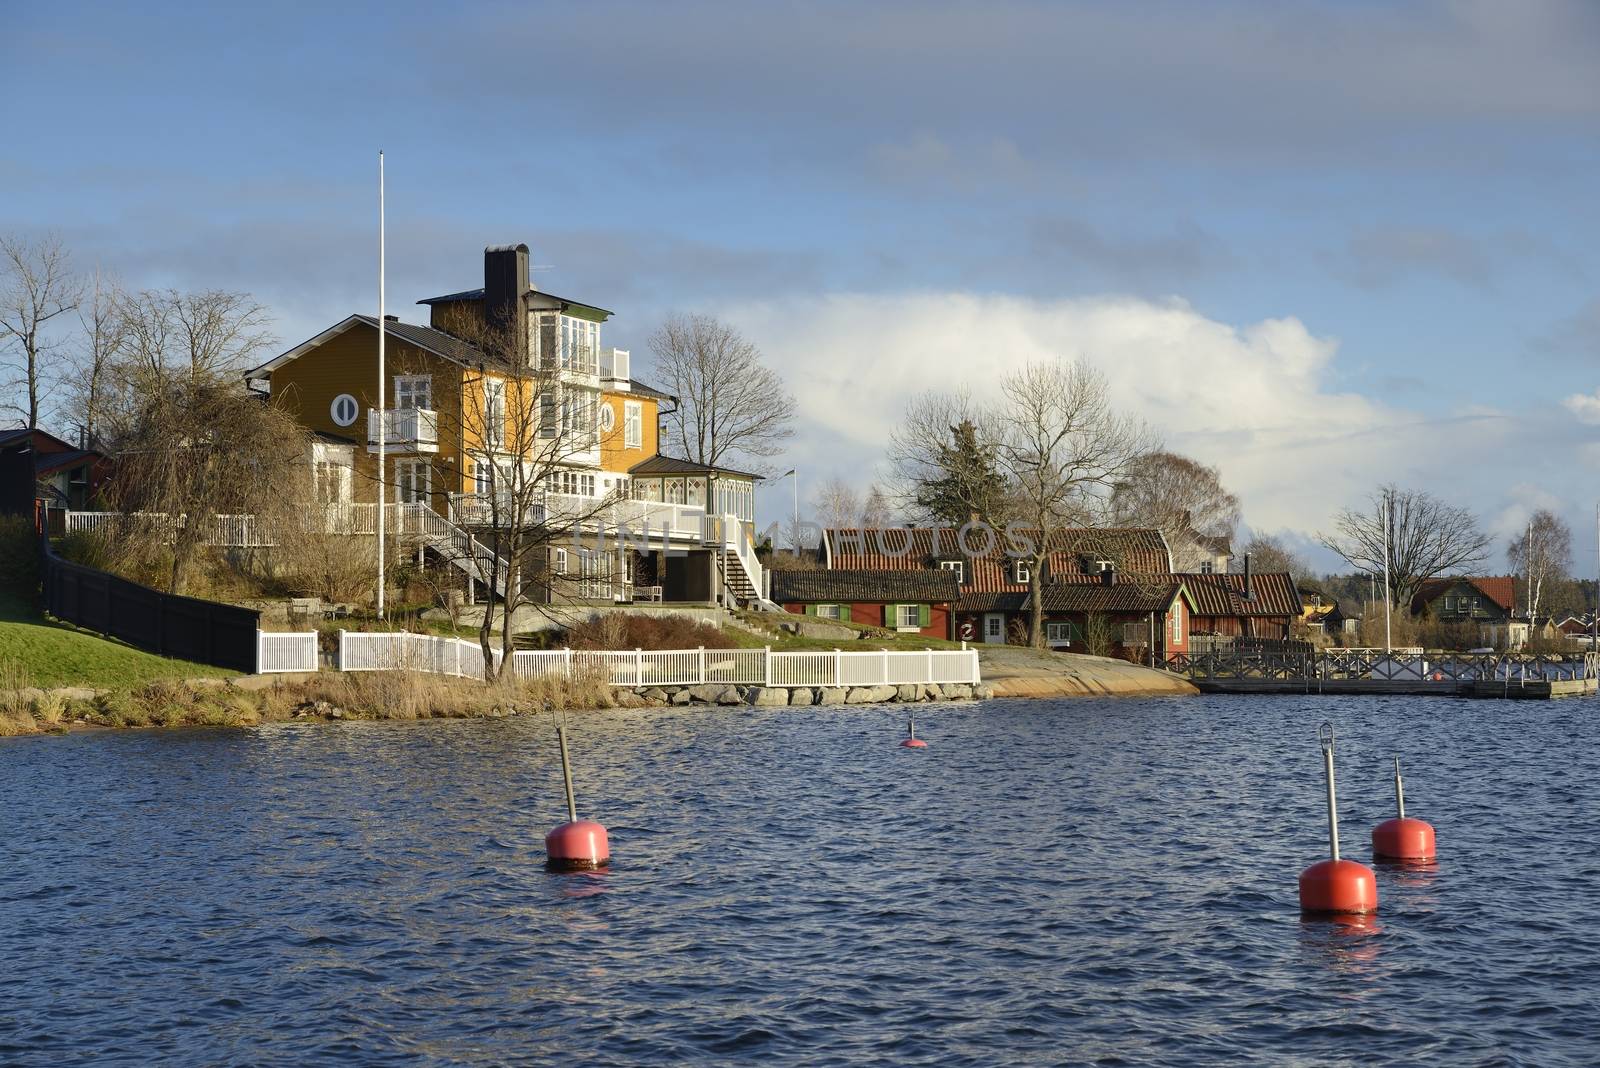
[3,695,1599,1065]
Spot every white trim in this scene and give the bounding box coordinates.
[330,393,359,427]
[245,314,476,382]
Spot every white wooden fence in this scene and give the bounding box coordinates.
[257,631,319,673]
[335,631,981,688]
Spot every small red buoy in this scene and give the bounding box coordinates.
[899,715,928,748]
[545,819,610,871]
[546,725,611,871]
[1372,757,1436,860]
[1299,723,1379,915]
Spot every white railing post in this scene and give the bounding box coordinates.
[698,645,706,685]
[256,629,264,674]
[338,630,346,671]
[882,649,890,685]
[834,648,842,687]
[764,646,771,686]
[564,647,573,680]
[635,647,643,687]
[927,648,934,684]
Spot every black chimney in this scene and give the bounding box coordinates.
[1100,561,1114,587]
[483,243,529,361]
[1242,553,1254,601]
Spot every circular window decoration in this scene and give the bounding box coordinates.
[330,394,359,427]
[599,404,616,432]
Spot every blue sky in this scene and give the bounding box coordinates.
[5,1,1599,572]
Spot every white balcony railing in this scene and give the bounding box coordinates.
[367,407,438,451]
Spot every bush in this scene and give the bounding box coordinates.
[55,528,114,571]
[565,611,734,651]
[0,515,40,602]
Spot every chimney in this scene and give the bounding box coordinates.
[483,243,529,361]
[1100,560,1115,587]
[1243,553,1254,601]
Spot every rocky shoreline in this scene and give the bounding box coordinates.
[617,681,996,708]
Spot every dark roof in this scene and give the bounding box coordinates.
[353,314,483,365]
[1177,572,1302,618]
[629,454,762,480]
[825,527,1173,590]
[1411,575,1515,615]
[624,379,674,401]
[312,430,359,446]
[416,287,613,317]
[33,449,99,475]
[772,568,960,603]
[1030,580,1185,614]
[956,591,1027,614]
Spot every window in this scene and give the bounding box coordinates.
[553,471,596,497]
[559,390,598,446]
[985,615,1004,639]
[939,559,965,584]
[576,549,613,599]
[396,459,430,504]
[473,462,493,496]
[816,604,841,620]
[895,604,921,629]
[483,380,506,448]
[394,375,431,410]
[1169,602,1182,644]
[553,548,568,575]
[313,461,351,502]
[330,394,358,427]
[540,393,557,438]
[1014,562,1031,584]
[1122,622,1148,646]
[1045,622,1073,645]
[1199,561,1215,574]
[599,403,616,433]
[624,401,643,449]
[560,316,599,371]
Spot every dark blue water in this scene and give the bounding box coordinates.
[3,695,1598,1066]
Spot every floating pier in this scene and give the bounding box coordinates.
[1165,649,1598,699]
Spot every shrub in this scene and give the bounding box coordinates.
[565,611,734,651]
[56,529,113,571]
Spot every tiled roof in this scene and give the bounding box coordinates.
[771,569,960,603]
[956,591,1027,614]
[824,527,1173,591]
[628,454,762,480]
[1411,575,1515,614]
[1030,580,1184,614]
[1177,571,1302,618]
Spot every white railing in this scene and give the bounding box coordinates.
[258,631,319,673]
[64,510,276,548]
[334,632,981,688]
[368,407,438,448]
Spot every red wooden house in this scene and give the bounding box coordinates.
[771,568,960,639]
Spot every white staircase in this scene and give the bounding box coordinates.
[389,502,509,599]
[705,514,780,611]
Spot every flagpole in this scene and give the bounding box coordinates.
[376,150,386,618]
[1382,489,1392,655]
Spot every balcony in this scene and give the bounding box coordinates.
[367,407,438,453]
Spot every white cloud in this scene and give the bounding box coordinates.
[1563,389,1600,424]
[723,291,1581,544]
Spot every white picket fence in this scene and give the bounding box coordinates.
[258,631,319,673]
[334,630,981,688]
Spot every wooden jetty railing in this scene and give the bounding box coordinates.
[1162,648,1599,696]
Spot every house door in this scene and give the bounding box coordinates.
[983,613,1006,644]
[397,460,431,505]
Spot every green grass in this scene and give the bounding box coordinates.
[0,595,234,690]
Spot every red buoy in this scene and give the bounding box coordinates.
[546,725,611,871]
[900,715,928,748]
[1372,757,1436,860]
[545,819,610,871]
[1299,723,1379,915]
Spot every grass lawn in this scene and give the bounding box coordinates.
[0,594,235,690]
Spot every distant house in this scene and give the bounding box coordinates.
[771,568,960,640]
[0,427,110,511]
[1026,577,1196,660]
[1410,575,1522,648]
[1181,569,1302,640]
[1168,522,1232,574]
[1298,587,1348,637]
[821,526,1174,645]
[1556,615,1594,637]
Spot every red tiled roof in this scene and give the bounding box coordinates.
[1178,572,1302,618]
[1410,575,1515,615]
[824,527,1173,593]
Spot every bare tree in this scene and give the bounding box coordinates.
[1237,532,1308,580]
[861,483,893,527]
[992,360,1155,648]
[648,313,794,469]
[1,233,80,428]
[1318,485,1490,609]
[1111,451,1240,569]
[115,288,270,382]
[811,475,862,530]
[67,267,124,448]
[1508,509,1571,624]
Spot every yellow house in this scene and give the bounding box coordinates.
[243,243,767,608]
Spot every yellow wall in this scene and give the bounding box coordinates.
[600,390,658,475]
[267,320,467,508]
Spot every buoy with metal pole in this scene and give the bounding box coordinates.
[1298,722,1378,914]
[899,713,928,749]
[1371,756,1436,860]
[545,722,610,871]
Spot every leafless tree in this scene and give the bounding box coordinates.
[888,392,1011,526]
[443,314,624,679]
[1111,451,1240,569]
[992,360,1155,648]
[1237,532,1308,580]
[811,475,862,530]
[1318,485,1490,609]
[861,483,893,527]
[648,312,794,469]
[115,288,271,382]
[1,233,80,429]
[1508,509,1571,624]
[66,267,125,448]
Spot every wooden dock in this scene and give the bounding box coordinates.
[1169,649,1599,700]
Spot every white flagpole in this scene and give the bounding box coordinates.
[1382,489,1392,654]
[376,150,387,618]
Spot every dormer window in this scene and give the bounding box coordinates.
[938,559,964,585]
[1014,561,1031,584]
[560,316,599,372]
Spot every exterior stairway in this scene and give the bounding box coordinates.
[391,502,508,599]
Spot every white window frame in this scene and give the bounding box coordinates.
[895,604,921,630]
[1015,562,1031,584]
[939,559,964,584]
[554,548,568,575]
[483,379,506,449]
[330,394,359,427]
[816,603,841,620]
[396,459,431,504]
[624,401,643,449]
[394,374,432,410]
[1045,621,1073,645]
[599,403,616,433]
